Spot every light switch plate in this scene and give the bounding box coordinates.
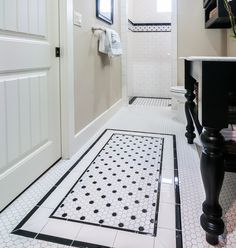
[74,11,82,27]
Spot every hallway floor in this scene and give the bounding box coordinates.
[1,104,236,248]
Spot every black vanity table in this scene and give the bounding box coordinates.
[184,56,236,245]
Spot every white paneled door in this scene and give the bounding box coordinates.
[0,0,61,210]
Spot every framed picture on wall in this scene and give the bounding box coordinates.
[96,0,114,25]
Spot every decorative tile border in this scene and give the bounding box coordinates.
[50,133,164,236]
[129,97,172,107]
[11,129,182,248]
[128,19,171,33]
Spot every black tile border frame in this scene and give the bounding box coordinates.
[10,129,183,248]
[49,133,164,237]
[128,19,171,33]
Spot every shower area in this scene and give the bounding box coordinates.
[121,0,176,104]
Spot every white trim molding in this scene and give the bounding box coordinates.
[59,0,75,159]
[73,100,123,155]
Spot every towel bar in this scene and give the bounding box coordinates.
[92,27,106,32]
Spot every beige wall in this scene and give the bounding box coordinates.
[177,0,227,85]
[227,30,236,56]
[74,0,122,134]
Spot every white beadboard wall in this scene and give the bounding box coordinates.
[127,0,172,98]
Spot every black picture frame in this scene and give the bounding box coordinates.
[96,0,114,25]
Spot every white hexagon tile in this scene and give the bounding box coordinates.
[0,103,236,248]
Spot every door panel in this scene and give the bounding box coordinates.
[0,0,61,210]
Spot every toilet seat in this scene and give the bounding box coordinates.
[170,86,185,94]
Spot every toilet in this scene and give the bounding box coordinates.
[170,86,186,123]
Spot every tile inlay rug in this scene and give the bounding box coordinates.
[51,134,163,235]
[10,129,181,248]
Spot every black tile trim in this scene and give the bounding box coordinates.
[72,240,110,248]
[11,129,108,232]
[128,19,171,33]
[11,129,183,248]
[13,230,37,239]
[128,19,171,26]
[129,96,172,105]
[0,158,61,214]
[173,135,183,248]
[176,230,183,248]
[50,133,164,237]
[153,138,164,236]
[36,234,73,246]
[129,96,137,104]
[12,206,39,231]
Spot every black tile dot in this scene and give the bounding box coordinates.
[94,209,99,214]
[131,216,136,220]
[73,198,78,202]
[106,203,111,207]
[80,216,86,221]
[99,220,104,224]
[62,213,67,218]
[139,226,144,231]
[89,201,94,204]
[118,223,124,227]
[124,206,129,210]
[76,207,81,211]
[112,212,117,217]
[135,200,140,204]
[142,209,147,213]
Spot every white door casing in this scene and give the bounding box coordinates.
[0,0,61,210]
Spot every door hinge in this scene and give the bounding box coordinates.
[55,47,61,57]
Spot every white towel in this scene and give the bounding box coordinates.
[99,28,122,58]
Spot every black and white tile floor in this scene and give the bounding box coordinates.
[51,134,164,236]
[131,98,171,107]
[0,105,236,248]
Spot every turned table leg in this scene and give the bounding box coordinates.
[185,89,196,144]
[200,128,225,245]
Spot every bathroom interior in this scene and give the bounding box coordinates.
[0,0,236,247]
